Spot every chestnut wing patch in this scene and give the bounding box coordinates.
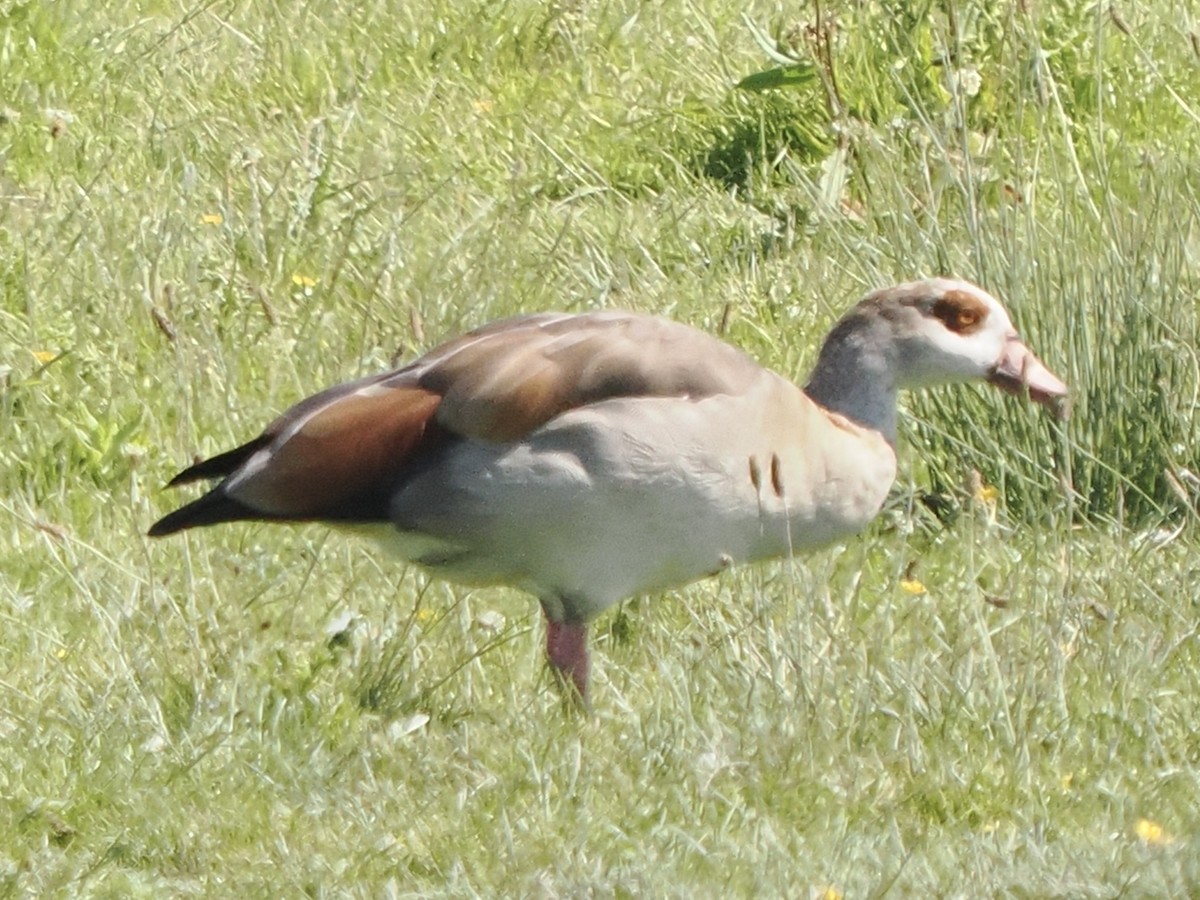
[227,385,444,519]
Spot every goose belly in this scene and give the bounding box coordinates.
[387,391,895,621]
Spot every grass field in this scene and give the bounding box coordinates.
[3,1,1200,895]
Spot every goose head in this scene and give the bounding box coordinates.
[805,278,1068,442]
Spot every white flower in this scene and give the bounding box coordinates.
[958,66,982,98]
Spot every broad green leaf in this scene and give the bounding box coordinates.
[736,65,817,93]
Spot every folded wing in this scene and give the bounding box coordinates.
[149,311,763,536]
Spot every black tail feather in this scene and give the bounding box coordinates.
[165,435,270,487]
[147,489,260,537]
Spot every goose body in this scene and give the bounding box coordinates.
[379,376,896,622]
[150,278,1067,702]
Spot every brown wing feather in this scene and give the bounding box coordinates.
[421,312,762,442]
[151,310,764,534]
[150,383,445,533]
[227,386,444,518]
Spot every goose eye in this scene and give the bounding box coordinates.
[932,293,987,334]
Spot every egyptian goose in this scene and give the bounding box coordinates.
[149,278,1067,703]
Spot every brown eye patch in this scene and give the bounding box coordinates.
[931,290,989,334]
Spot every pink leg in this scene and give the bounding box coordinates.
[545,618,590,706]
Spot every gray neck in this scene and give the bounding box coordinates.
[803,319,900,446]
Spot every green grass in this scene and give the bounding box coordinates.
[3,0,1200,895]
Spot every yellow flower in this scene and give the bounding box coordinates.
[1135,818,1172,845]
[968,469,999,505]
[200,213,223,225]
[32,350,58,363]
[816,888,843,900]
[899,578,927,595]
[975,483,1000,504]
[291,273,318,288]
[473,98,494,114]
